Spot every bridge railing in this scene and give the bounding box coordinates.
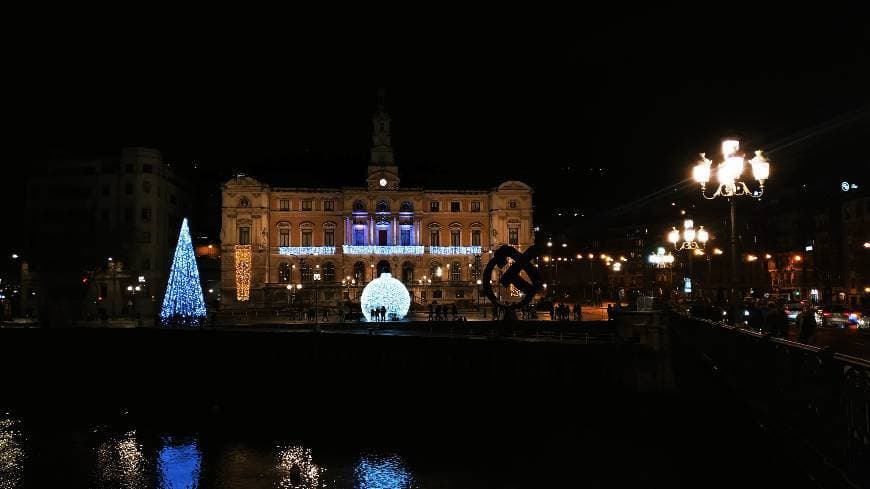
[670,312,870,488]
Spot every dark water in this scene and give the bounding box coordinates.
[0,395,818,489]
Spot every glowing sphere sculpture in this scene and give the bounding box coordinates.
[360,273,410,322]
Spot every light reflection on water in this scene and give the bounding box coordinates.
[158,437,201,489]
[354,453,414,489]
[0,414,423,489]
[276,445,322,489]
[94,430,149,489]
[0,415,25,489]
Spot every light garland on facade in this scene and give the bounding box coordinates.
[278,246,336,256]
[160,218,207,326]
[235,244,252,301]
[342,245,424,255]
[428,246,482,255]
[360,273,411,322]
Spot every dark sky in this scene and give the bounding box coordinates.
[4,10,869,245]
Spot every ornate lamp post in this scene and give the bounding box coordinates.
[667,220,708,298]
[693,138,770,295]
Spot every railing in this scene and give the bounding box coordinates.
[670,312,870,488]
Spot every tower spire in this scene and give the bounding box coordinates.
[367,89,399,189]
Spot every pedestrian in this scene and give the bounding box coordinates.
[452,303,458,321]
[796,305,817,344]
[322,308,328,322]
[428,302,434,321]
[549,304,555,321]
[574,304,582,321]
[380,305,387,322]
[765,303,787,337]
[370,308,376,322]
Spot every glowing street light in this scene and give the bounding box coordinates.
[667,219,709,250]
[693,137,770,294]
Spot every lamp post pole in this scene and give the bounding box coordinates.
[313,269,321,332]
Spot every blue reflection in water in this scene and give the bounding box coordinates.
[158,436,201,489]
[354,453,413,489]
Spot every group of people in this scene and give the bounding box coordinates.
[689,299,818,344]
[549,303,582,321]
[369,305,389,322]
[428,302,463,321]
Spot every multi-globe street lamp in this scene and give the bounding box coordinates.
[692,138,770,295]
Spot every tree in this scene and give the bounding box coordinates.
[160,218,207,326]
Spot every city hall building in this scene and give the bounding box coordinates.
[220,103,533,311]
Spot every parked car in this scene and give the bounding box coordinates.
[784,303,803,324]
[818,305,865,329]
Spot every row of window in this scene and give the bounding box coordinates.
[278,199,335,211]
[242,227,490,247]
[268,199,487,213]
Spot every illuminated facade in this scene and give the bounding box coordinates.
[220,102,533,310]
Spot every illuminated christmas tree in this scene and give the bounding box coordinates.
[160,218,207,326]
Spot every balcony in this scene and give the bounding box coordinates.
[429,246,482,255]
[342,245,425,255]
[278,246,336,256]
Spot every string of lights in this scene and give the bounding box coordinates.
[278,246,335,256]
[342,245,424,255]
[235,245,252,301]
[429,246,482,255]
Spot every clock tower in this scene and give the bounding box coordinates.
[367,89,400,190]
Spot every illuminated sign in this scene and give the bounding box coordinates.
[342,245,424,255]
[429,246,482,255]
[279,247,336,256]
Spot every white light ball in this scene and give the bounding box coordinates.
[360,273,410,322]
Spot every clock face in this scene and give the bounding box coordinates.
[841,181,850,192]
[379,178,388,187]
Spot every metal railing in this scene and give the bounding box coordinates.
[670,312,870,488]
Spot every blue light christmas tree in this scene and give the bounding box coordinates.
[160,218,207,326]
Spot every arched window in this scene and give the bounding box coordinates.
[278,262,291,283]
[402,261,414,283]
[430,261,442,281]
[400,201,413,212]
[300,263,312,282]
[471,255,482,281]
[353,261,366,282]
[277,222,291,247]
[450,261,462,281]
[300,222,314,247]
[323,262,335,282]
[376,200,390,212]
[428,223,441,247]
[449,222,463,247]
[376,260,391,276]
[353,200,367,211]
[323,221,336,247]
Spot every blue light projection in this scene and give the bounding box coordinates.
[160,218,207,326]
[360,273,410,322]
[428,246,482,255]
[158,436,201,489]
[354,452,413,489]
[278,246,336,256]
[342,245,424,255]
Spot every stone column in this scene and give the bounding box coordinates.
[369,217,374,245]
[393,216,398,245]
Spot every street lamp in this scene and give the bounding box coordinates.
[667,219,709,250]
[693,138,770,296]
[313,271,321,332]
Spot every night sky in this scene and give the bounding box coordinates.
[4,11,869,248]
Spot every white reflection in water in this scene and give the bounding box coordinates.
[95,430,148,489]
[354,453,413,489]
[0,415,25,489]
[276,445,322,489]
[158,436,201,489]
